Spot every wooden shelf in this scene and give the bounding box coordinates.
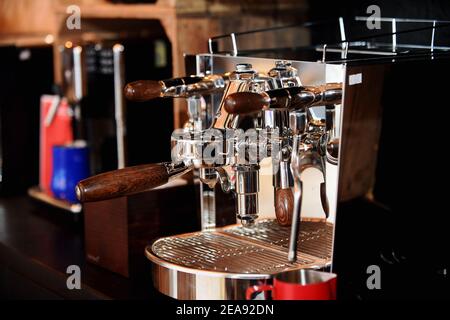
[55,3,175,20]
[0,33,53,47]
[28,186,82,214]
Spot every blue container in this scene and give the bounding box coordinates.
[51,142,90,203]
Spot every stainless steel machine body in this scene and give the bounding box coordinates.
[146,54,345,300]
[180,55,344,225]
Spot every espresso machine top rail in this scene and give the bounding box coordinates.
[208,17,450,63]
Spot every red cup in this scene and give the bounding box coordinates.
[246,269,337,300]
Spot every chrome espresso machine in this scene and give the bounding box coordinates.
[77,56,344,299]
[76,18,450,300]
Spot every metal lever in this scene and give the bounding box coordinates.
[289,142,303,262]
[288,109,307,262]
[124,76,226,102]
[289,147,328,262]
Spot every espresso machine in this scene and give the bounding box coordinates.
[76,54,344,299]
[76,17,450,300]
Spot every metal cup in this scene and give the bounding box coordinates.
[51,141,90,203]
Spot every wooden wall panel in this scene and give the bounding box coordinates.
[0,0,309,128]
[0,0,115,35]
[0,0,55,34]
[338,64,389,201]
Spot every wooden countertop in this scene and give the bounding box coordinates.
[0,196,164,300]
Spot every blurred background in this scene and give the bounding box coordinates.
[1,0,449,197]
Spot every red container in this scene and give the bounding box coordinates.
[39,95,73,194]
[247,269,337,300]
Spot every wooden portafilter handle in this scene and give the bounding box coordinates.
[76,163,191,203]
[275,188,294,226]
[224,92,271,115]
[124,80,164,101]
[124,77,204,102]
[224,87,311,113]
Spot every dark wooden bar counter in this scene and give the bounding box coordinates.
[0,196,163,300]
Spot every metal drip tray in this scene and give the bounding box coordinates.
[145,219,334,300]
[151,232,315,274]
[224,219,333,260]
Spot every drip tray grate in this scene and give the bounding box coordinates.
[223,220,333,260]
[150,219,333,275]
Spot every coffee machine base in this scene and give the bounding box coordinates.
[145,219,333,300]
